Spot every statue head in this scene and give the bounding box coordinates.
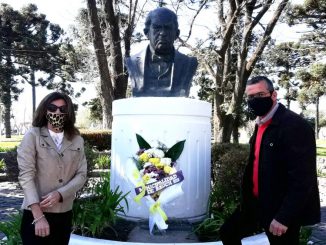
[144,8,180,55]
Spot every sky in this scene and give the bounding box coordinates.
[0,0,324,127]
[0,0,83,30]
[0,0,91,126]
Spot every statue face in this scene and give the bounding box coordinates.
[147,14,179,55]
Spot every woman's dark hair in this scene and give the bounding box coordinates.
[246,75,274,92]
[32,92,79,140]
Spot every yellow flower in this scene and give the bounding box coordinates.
[142,174,151,183]
[149,158,160,165]
[139,153,149,162]
[155,162,164,169]
[164,165,173,174]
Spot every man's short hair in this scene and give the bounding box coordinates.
[144,7,179,35]
[247,76,274,92]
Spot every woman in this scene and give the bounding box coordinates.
[17,92,87,245]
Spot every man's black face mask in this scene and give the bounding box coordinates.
[247,96,273,116]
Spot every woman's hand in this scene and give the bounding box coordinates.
[34,216,50,237]
[30,203,50,237]
[40,191,62,209]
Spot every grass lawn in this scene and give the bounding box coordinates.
[0,135,325,156]
[317,139,326,157]
[0,135,22,150]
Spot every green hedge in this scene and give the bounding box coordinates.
[211,143,249,209]
[195,143,249,242]
[0,146,17,152]
[80,130,111,151]
[0,147,19,182]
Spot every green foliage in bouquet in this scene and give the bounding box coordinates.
[165,140,186,162]
[136,134,151,150]
[72,172,129,238]
[135,134,186,162]
[0,211,22,245]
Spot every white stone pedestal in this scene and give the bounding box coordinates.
[110,97,211,222]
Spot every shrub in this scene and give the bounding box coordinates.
[0,147,19,182]
[94,154,110,169]
[72,172,129,238]
[83,142,97,173]
[193,216,222,242]
[0,211,22,245]
[76,142,98,199]
[195,143,249,242]
[211,143,249,205]
[80,130,111,151]
[299,227,312,245]
[0,147,9,152]
[0,159,6,173]
[0,143,20,151]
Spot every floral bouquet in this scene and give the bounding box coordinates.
[126,134,185,234]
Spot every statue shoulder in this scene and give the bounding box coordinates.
[126,52,139,65]
[126,48,147,75]
[127,48,147,62]
[175,50,198,66]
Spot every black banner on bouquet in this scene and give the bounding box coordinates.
[135,170,184,196]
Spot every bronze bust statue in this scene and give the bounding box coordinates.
[126,8,198,97]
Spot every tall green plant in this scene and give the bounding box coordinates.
[0,211,22,245]
[0,159,5,172]
[72,172,129,237]
[94,154,110,169]
[195,143,249,241]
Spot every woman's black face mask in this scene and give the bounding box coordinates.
[247,96,273,116]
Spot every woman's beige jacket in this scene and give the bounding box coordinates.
[17,127,87,213]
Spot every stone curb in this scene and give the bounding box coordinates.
[69,232,270,245]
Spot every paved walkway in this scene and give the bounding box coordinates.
[0,181,24,239]
[0,178,326,243]
[308,177,326,244]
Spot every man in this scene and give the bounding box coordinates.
[125,7,198,97]
[220,76,320,245]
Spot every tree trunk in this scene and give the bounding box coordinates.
[31,70,36,117]
[216,114,234,143]
[213,98,219,142]
[315,97,319,139]
[102,0,128,100]
[216,0,289,142]
[3,54,13,138]
[3,87,12,139]
[0,107,2,136]
[286,87,290,109]
[232,115,240,143]
[87,0,114,129]
[101,97,112,129]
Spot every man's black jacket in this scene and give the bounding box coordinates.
[242,103,320,228]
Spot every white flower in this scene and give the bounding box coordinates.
[160,158,172,166]
[145,148,155,157]
[148,172,158,178]
[153,149,165,158]
[144,148,165,158]
[143,162,153,169]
